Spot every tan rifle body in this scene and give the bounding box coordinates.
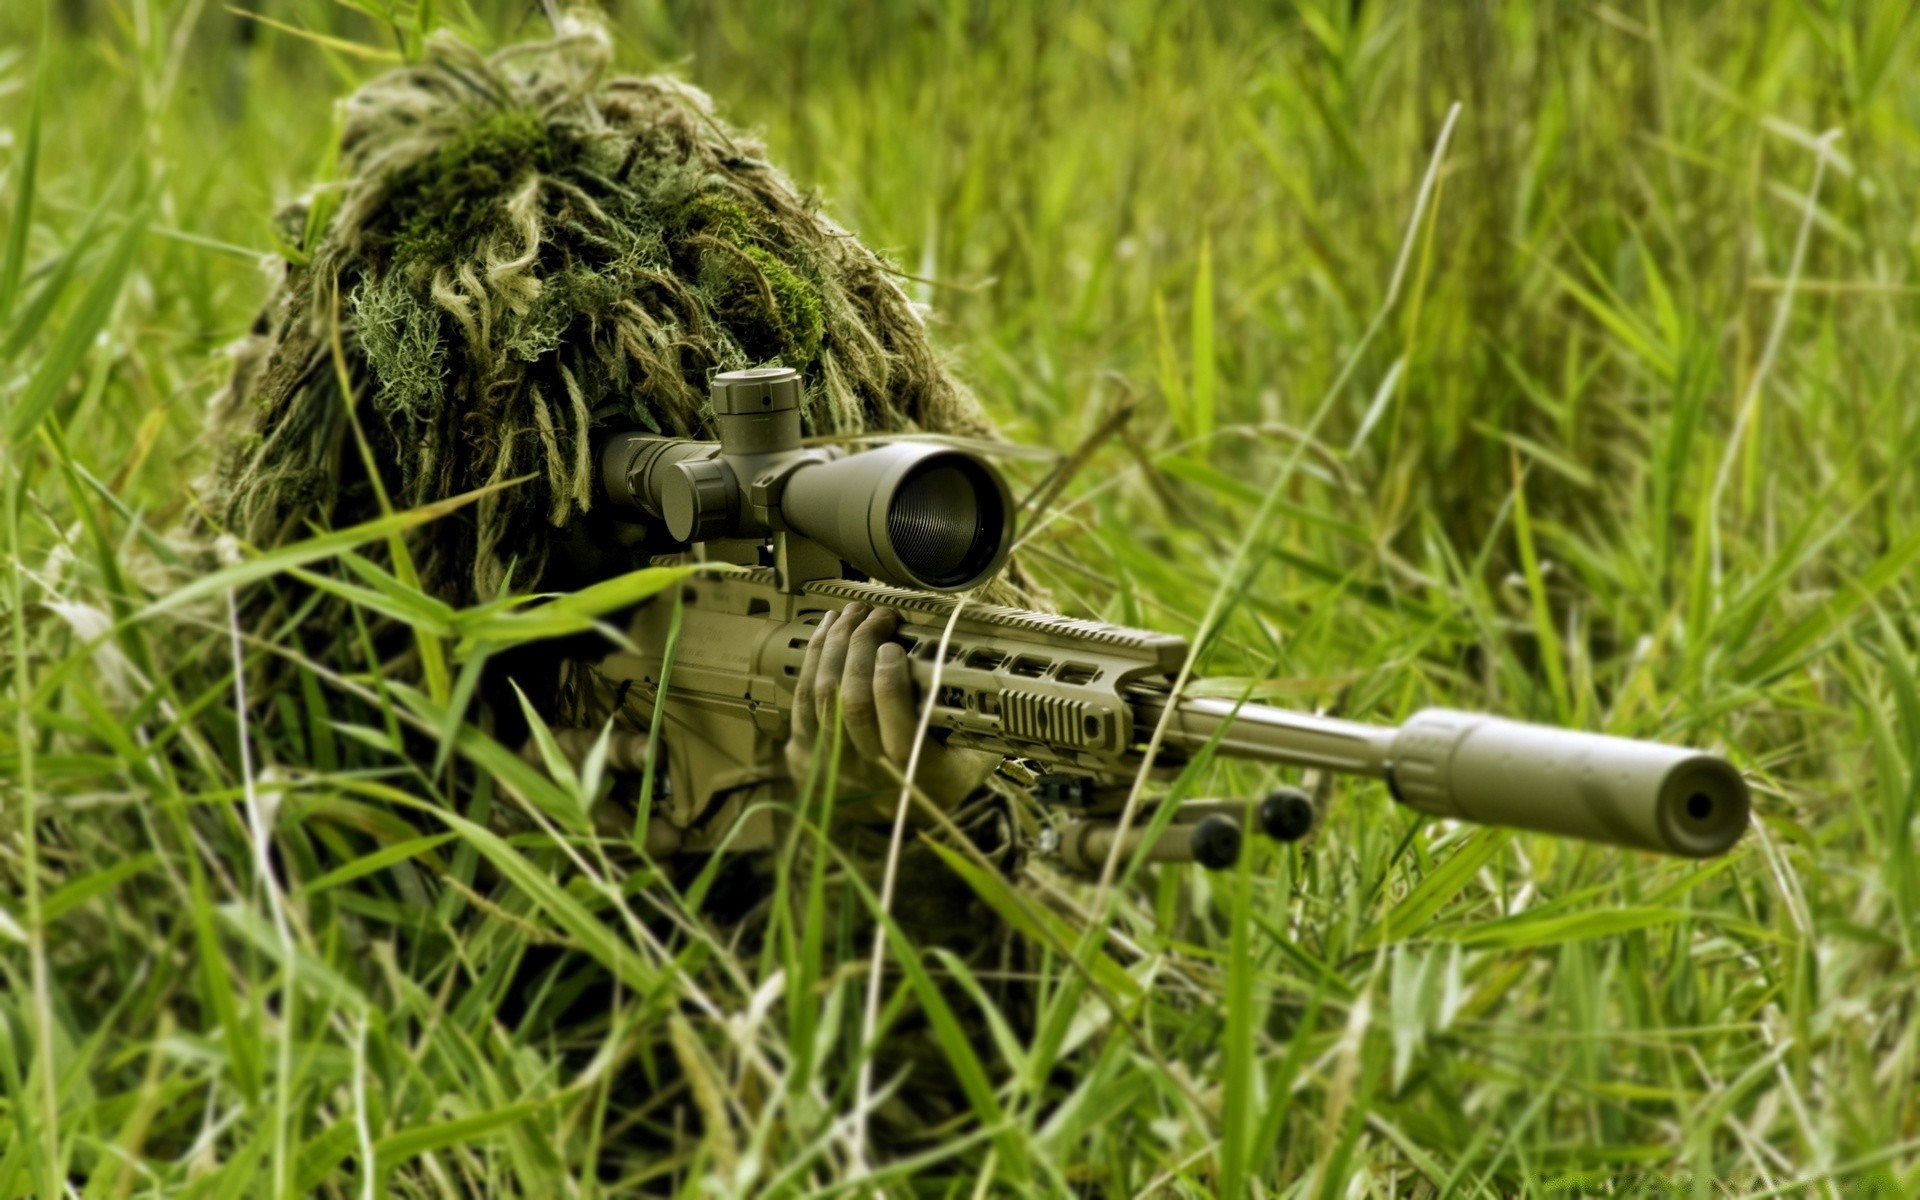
[597,565,1749,861]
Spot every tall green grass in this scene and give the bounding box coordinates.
[4,0,1920,1194]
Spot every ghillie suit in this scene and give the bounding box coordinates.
[196,23,1031,1146]
[202,22,999,612]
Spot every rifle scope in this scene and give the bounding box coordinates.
[598,368,1014,592]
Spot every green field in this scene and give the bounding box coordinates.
[4,0,1920,1195]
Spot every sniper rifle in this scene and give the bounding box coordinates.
[584,368,1749,872]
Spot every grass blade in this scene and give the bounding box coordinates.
[451,562,710,653]
[0,58,41,320]
[134,475,533,620]
[7,201,149,442]
[1191,232,1215,445]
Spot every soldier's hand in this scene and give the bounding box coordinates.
[786,601,1000,814]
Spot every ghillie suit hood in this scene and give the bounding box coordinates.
[202,22,997,608]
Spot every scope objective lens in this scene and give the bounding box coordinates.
[884,455,1006,589]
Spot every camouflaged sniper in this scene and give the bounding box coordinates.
[190,29,1042,1138]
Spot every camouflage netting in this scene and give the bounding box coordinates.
[201,20,997,608]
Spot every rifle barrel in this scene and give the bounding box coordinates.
[1131,694,1396,776]
[1134,695,1748,858]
